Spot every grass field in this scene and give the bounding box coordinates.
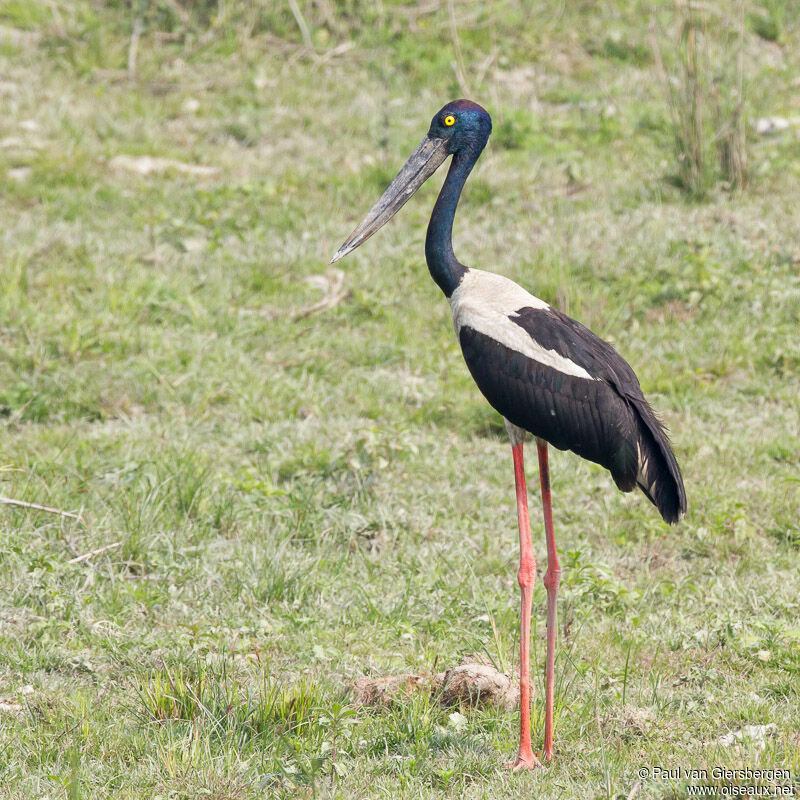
[1,2,799,797]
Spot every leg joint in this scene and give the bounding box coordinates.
[543,567,561,591]
[517,560,536,589]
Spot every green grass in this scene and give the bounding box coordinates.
[1,1,799,798]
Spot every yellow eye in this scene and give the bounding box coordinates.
[444,115,456,127]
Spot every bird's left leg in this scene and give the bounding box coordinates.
[536,438,561,761]
[505,422,542,770]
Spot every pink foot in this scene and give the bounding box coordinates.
[505,751,544,771]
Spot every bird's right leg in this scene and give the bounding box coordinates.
[537,438,560,762]
[506,432,542,770]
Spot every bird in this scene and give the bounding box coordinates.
[331,99,686,769]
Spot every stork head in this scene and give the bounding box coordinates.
[330,99,492,263]
[426,99,492,157]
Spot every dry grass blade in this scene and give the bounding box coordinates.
[447,0,472,97]
[68,542,122,564]
[721,0,747,190]
[291,269,348,320]
[127,0,145,82]
[0,496,85,523]
[288,0,314,52]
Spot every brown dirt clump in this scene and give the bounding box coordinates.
[352,655,519,711]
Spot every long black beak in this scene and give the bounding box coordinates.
[330,135,449,263]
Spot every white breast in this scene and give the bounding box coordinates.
[448,269,595,381]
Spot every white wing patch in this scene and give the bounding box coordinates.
[448,269,596,381]
[636,441,655,493]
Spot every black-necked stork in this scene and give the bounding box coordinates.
[331,99,686,769]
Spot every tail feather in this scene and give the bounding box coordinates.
[630,398,686,524]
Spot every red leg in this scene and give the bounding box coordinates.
[506,441,543,770]
[537,439,561,761]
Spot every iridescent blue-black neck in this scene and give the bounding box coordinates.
[425,135,488,298]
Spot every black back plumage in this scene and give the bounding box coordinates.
[458,303,687,524]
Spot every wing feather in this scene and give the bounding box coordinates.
[459,303,686,523]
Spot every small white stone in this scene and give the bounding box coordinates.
[181,97,200,114]
[8,166,31,182]
[448,711,467,729]
[716,723,776,749]
[181,237,206,254]
[754,117,794,135]
[109,154,218,177]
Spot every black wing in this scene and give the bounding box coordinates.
[459,306,686,523]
